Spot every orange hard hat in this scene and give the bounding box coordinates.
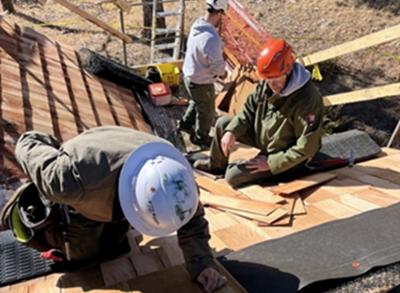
[257,39,295,79]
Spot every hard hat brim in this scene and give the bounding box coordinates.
[9,201,34,243]
[118,141,192,237]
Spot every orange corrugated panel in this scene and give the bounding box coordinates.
[223,0,271,67]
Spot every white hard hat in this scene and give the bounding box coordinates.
[118,141,199,237]
[206,0,228,13]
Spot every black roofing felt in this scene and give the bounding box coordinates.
[220,201,400,293]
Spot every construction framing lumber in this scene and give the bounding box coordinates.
[323,83,400,106]
[52,0,132,43]
[303,24,400,66]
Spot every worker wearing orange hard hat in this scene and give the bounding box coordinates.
[194,39,324,188]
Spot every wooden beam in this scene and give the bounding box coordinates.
[303,24,400,66]
[52,0,132,43]
[113,0,131,12]
[323,83,400,106]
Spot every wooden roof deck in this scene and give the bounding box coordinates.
[2,146,400,293]
[0,16,149,185]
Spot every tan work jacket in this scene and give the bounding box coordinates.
[15,126,217,279]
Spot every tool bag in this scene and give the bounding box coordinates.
[0,182,67,252]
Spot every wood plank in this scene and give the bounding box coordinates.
[0,286,11,293]
[52,0,132,43]
[239,185,286,203]
[209,233,233,257]
[126,265,203,293]
[380,147,400,156]
[60,265,104,293]
[201,193,280,216]
[259,208,289,225]
[216,207,283,225]
[101,256,137,287]
[351,187,400,207]
[301,205,336,223]
[270,194,297,226]
[125,260,253,293]
[321,178,370,195]
[338,194,380,212]
[303,24,400,66]
[29,274,63,293]
[312,199,360,219]
[214,223,271,251]
[345,164,400,183]
[6,286,29,293]
[374,186,400,200]
[375,155,400,166]
[130,250,165,277]
[271,172,337,195]
[137,234,185,268]
[301,186,341,204]
[229,78,257,116]
[125,229,142,256]
[292,211,329,230]
[323,83,400,106]
[259,225,299,239]
[292,193,307,215]
[196,177,240,197]
[9,276,47,292]
[207,212,241,232]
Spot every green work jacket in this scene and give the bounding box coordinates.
[15,126,217,279]
[225,80,324,174]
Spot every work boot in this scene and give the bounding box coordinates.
[193,158,225,175]
[190,134,212,148]
[177,122,193,134]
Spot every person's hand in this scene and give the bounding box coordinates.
[245,154,270,174]
[197,268,227,293]
[220,131,236,157]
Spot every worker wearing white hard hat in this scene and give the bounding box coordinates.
[1,126,227,292]
[206,0,228,13]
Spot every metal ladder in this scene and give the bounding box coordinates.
[150,0,185,64]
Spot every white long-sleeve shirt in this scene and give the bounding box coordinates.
[183,17,226,84]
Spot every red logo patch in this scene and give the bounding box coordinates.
[305,113,315,127]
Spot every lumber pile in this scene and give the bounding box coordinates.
[197,173,337,227]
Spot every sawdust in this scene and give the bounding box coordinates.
[2,0,400,146]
